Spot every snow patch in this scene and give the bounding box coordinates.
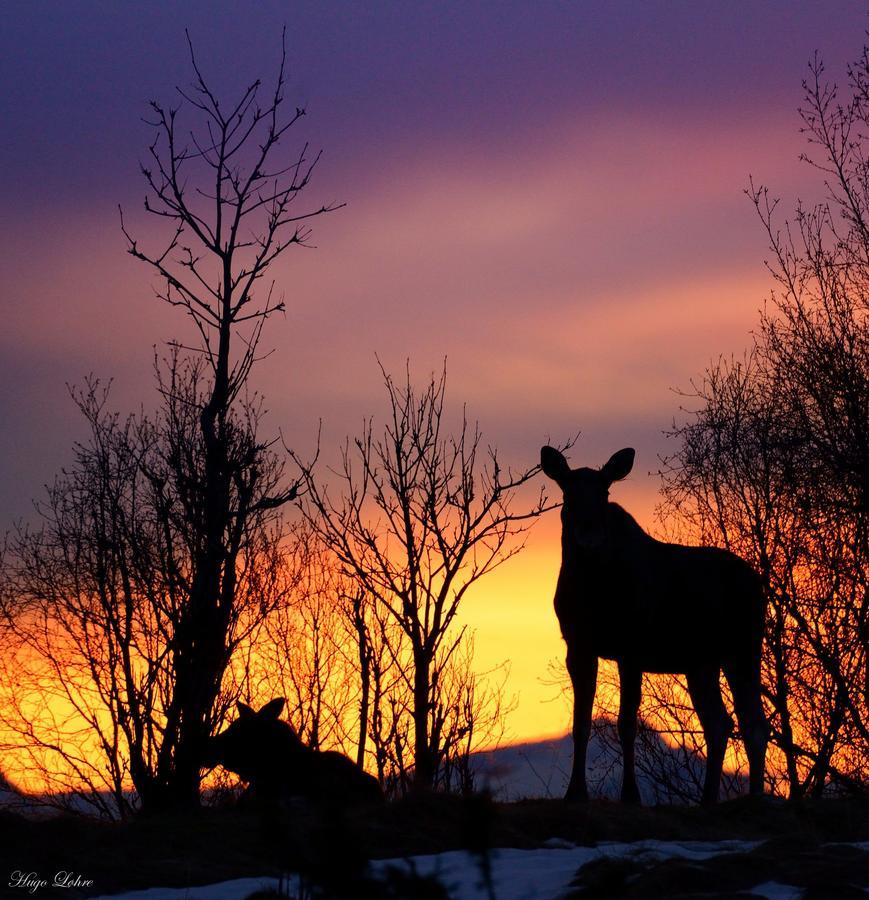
[93,877,285,899]
[746,883,805,900]
[93,839,769,900]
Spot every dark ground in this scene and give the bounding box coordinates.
[0,794,866,898]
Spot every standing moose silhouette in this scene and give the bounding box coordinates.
[541,445,767,805]
[202,698,382,807]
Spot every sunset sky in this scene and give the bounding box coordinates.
[1,2,866,744]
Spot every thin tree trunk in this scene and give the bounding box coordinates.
[354,594,371,769]
[413,652,433,789]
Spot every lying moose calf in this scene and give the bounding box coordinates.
[203,698,382,808]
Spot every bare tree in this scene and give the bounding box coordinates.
[230,526,417,795]
[118,32,341,809]
[660,47,869,797]
[248,531,358,753]
[347,585,408,790]
[293,362,553,790]
[0,360,302,815]
[430,639,512,795]
[0,33,338,815]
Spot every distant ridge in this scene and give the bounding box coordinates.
[472,719,749,804]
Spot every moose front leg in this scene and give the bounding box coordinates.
[565,651,598,802]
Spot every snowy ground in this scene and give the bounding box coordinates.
[92,839,813,899]
[4,739,864,898]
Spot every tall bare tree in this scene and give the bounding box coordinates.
[120,32,340,810]
[1,33,339,814]
[660,48,869,797]
[294,362,552,790]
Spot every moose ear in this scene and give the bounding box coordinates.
[259,697,286,719]
[601,448,635,484]
[237,701,256,719]
[540,446,571,486]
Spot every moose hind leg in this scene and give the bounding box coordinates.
[725,660,768,796]
[617,663,642,804]
[565,652,598,802]
[686,669,733,806]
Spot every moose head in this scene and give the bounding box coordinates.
[541,445,635,550]
[202,697,305,784]
[202,696,383,807]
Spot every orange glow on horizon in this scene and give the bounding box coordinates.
[0,473,760,799]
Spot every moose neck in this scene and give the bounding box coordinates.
[560,501,652,566]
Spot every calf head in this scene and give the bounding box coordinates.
[202,697,305,784]
[541,445,635,550]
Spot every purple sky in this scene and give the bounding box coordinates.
[1,2,864,515]
[2,2,866,737]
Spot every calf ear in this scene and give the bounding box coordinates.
[540,446,571,486]
[601,448,635,484]
[259,697,286,719]
[237,701,256,719]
